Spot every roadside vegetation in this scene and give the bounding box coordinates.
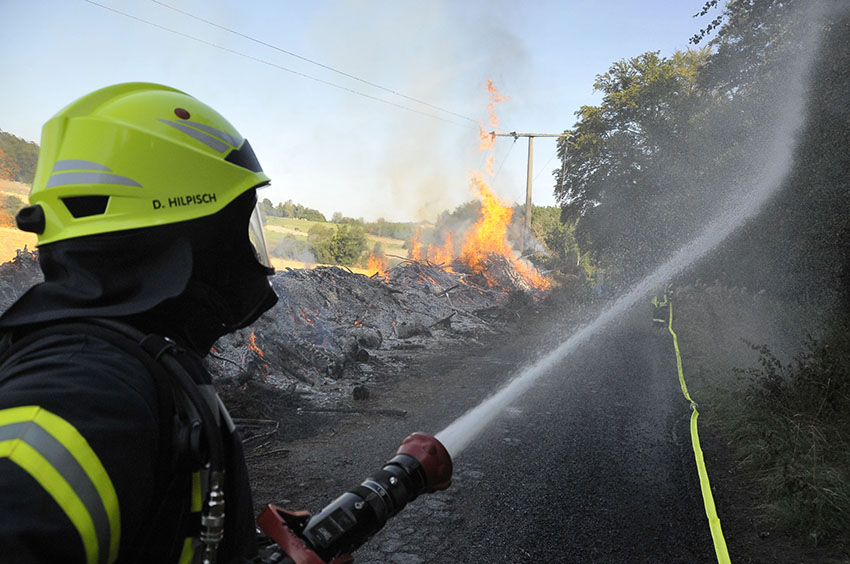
[675,286,850,549]
[548,0,850,552]
[734,320,850,546]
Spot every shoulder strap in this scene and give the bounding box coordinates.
[0,318,230,562]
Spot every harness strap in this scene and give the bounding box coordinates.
[0,318,228,564]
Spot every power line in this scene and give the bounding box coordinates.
[149,0,479,125]
[532,149,557,183]
[493,137,517,180]
[83,0,468,127]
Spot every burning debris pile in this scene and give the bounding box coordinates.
[209,254,545,405]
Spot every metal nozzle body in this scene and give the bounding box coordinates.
[298,433,452,561]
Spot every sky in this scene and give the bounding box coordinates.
[1,0,710,222]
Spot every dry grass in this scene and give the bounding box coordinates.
[0,179,30,196]
[0,228,37,263]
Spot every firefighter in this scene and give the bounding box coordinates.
[0,83,278,563]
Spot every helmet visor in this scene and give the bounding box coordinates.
[248,200,273,270]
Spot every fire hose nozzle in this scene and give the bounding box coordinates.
[257,432,453,563]
[396,432,452,492]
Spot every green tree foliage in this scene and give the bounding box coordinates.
[277,200,296,218]
[270,235,313,262]
[260,198,276,218]
[0,193,25,227]
[298,207,327,222]
[0,130,39,183]
[691,1,850,308]
[365,218,415,241]
[553,1,850,304]
[308,223,367,266]
[529,206,578,261]
[260,198,326,221]
[554,48,713,280]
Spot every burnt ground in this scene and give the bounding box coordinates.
[227,298,849,564]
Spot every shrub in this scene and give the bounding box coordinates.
[731,319,850,546]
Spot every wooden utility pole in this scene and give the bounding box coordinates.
[490,131,569,253]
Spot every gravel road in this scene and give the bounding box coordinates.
[246,302,719,563]
[244,301,843,563]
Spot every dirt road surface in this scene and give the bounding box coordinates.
[243,302,840,563]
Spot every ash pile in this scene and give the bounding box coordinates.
[0,251,546,407]
[209,257,545,406]
[0,248,43,311]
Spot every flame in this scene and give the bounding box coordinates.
[409,228,424,261]
[366,253,387,277]
[404,80,549,292]
[300,310,315,324]
[248,332,265,358]
[427,232,454,270]
[461,174,514,273]
[479,79,508,152]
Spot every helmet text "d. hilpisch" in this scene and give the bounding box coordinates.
[153,193,218,209]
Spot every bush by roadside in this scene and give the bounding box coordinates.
[732,320,850,547]
[674,283,849,554]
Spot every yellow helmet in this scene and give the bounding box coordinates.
[18,82,270,257]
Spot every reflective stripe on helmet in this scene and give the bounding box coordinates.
[158,119,230,153]
[53,160,112,172]
[182,121,241,148]
[46,171,142,189]
[0,405,120,564]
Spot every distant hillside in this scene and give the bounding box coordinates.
[0,130,39,184]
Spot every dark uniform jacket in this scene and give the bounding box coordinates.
[0,325,258,563]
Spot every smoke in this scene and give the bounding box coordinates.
[437,0,835,458]
[305,1,528,222]
[271,235,317,264]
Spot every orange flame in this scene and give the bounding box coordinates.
[366,253,387,277]
[409,228,424,261]
[479,79,509,152]
[248,332,265,358]
[460,174,514,275]
[404,80,549,292]
[427,232,454,270]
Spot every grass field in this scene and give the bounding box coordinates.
[0,227,37,262]
[0,181,34,262]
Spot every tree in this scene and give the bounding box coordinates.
[327,223,368,265]
[260,198,277,217]
[553,48,713,280]
[277,200,295,218]
[299,207,327,222]
[308,223,367,266]
[0,130,39,183]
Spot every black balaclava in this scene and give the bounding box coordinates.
[0,189,278,354]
